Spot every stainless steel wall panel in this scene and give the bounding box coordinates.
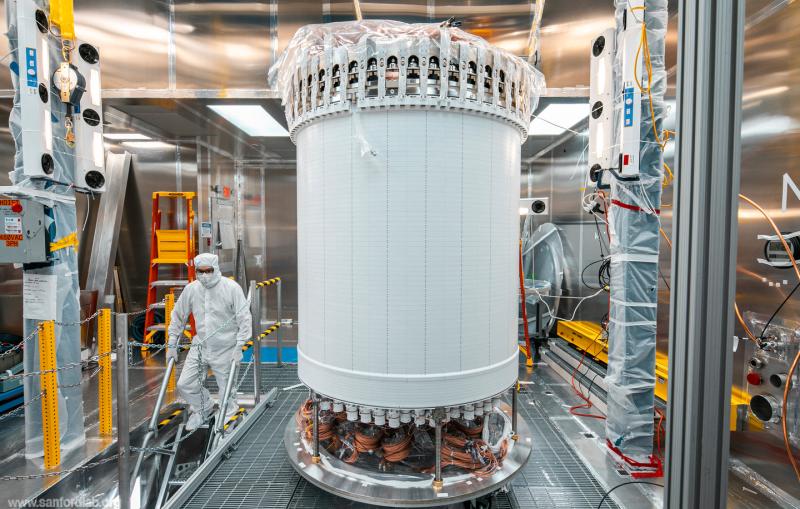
[73,0,171,89]
[727,1,800,500]
[173,0,274,89]
[114,143,198,310]
[263,165,298,341]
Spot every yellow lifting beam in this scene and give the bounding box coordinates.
[556,320,757,431]
[39,321,61,469]
[98,309,113,436]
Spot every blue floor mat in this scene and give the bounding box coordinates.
[243,346,297,363]
[0,395,24,414]
[0,385,23,404]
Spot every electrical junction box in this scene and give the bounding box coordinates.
[0,198,48,264]
[617,0,643,177]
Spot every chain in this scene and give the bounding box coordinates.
[4,352,113,382]
[0,391,44,423]
[54,309,103,328]
[57,366,103,389]
[0,327,39,360]
[0,453,122,481]
[122,307,149,318]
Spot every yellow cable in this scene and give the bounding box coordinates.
[631,7,673,187]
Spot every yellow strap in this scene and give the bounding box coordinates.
[49,0,75,40]
[50,232,78,253]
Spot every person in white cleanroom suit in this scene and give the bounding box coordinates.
[167,253,252,431]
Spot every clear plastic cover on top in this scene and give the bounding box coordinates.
[269,20,546,140]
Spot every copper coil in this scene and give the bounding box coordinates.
[382,430,413,463]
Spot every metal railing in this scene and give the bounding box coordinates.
[2,275,285,509]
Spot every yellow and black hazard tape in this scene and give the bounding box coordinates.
[255,277,281,288]
[241,340,254,352]
[223,407,246,431]
[157,408,184,429]
[257,323,281,339]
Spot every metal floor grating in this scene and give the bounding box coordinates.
[180,366,614,509]
[511,391,618,509]
[204,363,303,394]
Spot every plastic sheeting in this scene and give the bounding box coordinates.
[6,0,86,457]
[269,19,545,119]
[604,0,668,460]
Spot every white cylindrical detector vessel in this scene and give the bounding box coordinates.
[275,20,544,413]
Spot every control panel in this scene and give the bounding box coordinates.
[0,197,48,264]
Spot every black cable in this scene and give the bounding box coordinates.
[658,267,670,291]
[592,213,608,257]
[758,280,800,339]
[581,259,606,290]
[596,481,664,508]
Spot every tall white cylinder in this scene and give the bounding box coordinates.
[297,109,522,408]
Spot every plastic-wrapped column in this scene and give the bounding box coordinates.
[605,0,668,460]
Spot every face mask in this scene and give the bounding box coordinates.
[197,272,214,287]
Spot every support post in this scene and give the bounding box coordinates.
[98,308,113,436]
[311,391,321,463]
[276,278,283,367]
[213,359,239,446]
[511,382,519,441]
[165,293,176,394]
[132,357,176,487]
[433,416,443,489]
[115,313,131,509]
[249,281,261,403]
[666,1,745,508]
[39,320,60,469]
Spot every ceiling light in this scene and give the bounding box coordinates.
[529,103,588,136]
[207,104,289,137]
[121,141,174,150]
[104,133,151,140]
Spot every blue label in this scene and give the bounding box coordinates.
[25,47,37,88]
[623,86,634,127]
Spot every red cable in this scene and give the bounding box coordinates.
[518,240,533,362]
[568,331,606,420]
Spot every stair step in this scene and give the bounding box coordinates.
[150,280,189,288]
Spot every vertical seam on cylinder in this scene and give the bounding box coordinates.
[386,111,390,375]
[488,122,493,364]
[351,116,355,370]
[424,110,428,375]
[323,120,327,363]
[460,112,464,371]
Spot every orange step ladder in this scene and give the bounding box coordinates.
[143,192,197,348]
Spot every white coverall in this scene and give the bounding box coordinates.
[168,253,252,422]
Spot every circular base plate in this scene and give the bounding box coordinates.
[283,403,532,507]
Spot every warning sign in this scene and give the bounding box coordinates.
[5,216,22,234]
